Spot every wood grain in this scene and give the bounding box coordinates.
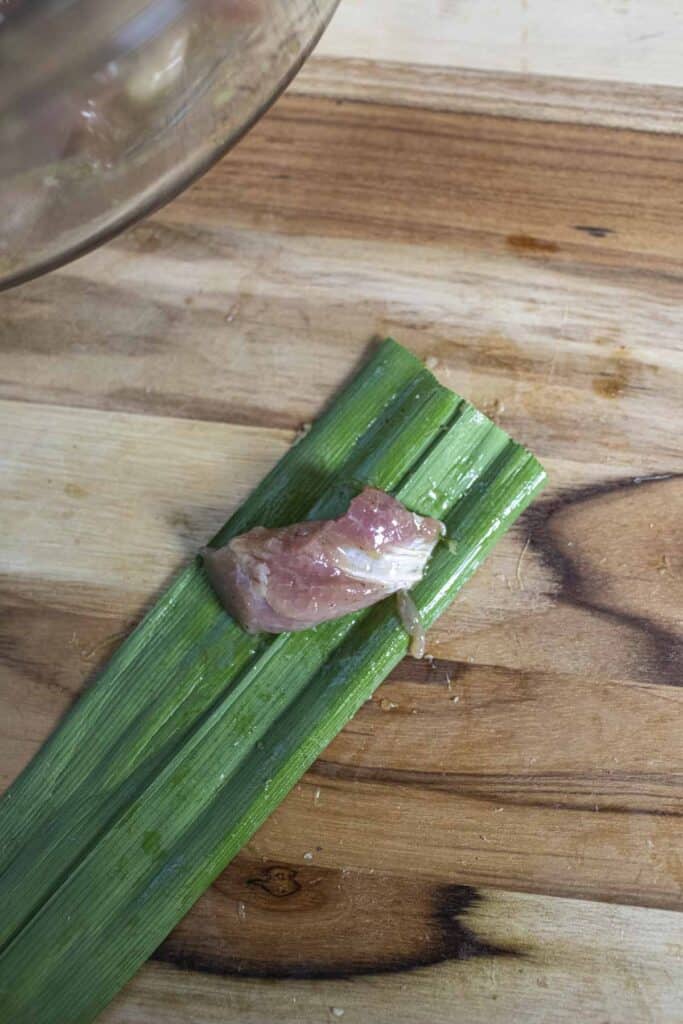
[295,57,683,134]
[316,0,683,88]
[2,96,682,471]
[1,22,682,1022]
[167,96,683,271]
[154,855,506,978]
[100,868,682,1023]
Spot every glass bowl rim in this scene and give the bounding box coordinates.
[0,0,339,292]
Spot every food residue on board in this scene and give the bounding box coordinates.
[379,698,399,712]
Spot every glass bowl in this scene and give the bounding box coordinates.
[0,0,339,290]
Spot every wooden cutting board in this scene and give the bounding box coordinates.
[1,7,682,1022]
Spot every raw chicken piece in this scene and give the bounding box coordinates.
[202,487,444,633]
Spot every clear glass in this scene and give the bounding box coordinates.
[0,0,338,290]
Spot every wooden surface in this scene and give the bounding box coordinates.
[315,0,683,87]
[2,4,683,1022]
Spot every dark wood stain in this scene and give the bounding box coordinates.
[592,373,627,398]
[591,347,631,398]
[63,482,88,499]
[506,233,559,255]
[525,473,683,686]
[248,864,301,897]
[153,860,515,980]
[311,760,683,819]
[574,225,615,238]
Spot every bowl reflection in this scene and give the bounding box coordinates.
[0,0,338,289]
